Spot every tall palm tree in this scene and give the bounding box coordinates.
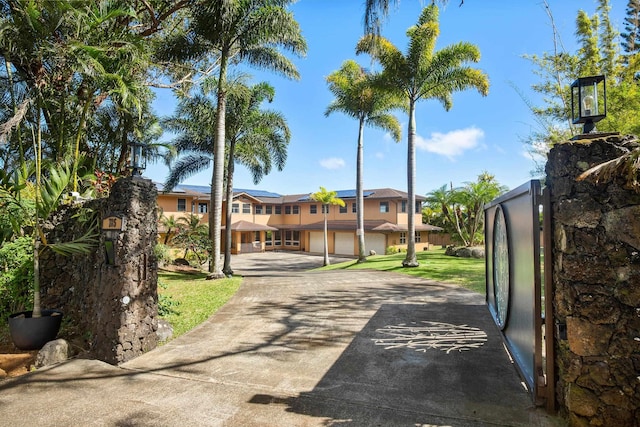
[163,77,291,274]
[325,60,402,263]
[218,77,289,275]
[310,187,345,267]
[357,4,489,267]
[189,0,306,279]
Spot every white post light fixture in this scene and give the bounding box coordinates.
[571,75,606,134]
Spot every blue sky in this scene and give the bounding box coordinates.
[146,0,627,196]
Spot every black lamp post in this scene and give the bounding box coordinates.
[571,75,606,134]
[129,141,147,176]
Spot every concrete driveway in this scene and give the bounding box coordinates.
[1,252,563,426]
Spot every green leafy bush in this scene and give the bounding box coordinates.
[154,243,173,266]
[0,236,34,317]
[385,246,406,255]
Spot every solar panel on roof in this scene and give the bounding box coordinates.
[177,184,211,193]
[234,188,281,198]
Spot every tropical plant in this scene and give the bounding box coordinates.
[325,59,403,263]
[179,0,307,279]
[356,4,489,267]
[172,214,209,266]
[160,214,180,245]
[310,187,345,267]
[0,161,97,318]
[0,236,33,320]
[425,173,507,246]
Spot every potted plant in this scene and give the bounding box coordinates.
[1,161,97,350]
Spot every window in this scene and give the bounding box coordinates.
[399,232,406,244]
[285,230,300,246]
[322,205,329,214]
[285,205,291,215]
[255,205,263,215]
[416,203,422,214]
[265,231,273,246]
[380,201,389,213]
[273,230,281,246]
[415,231,421,243]
[401,200,407,213]
[198,202,208,214]
[275,205,282,215]
[339,204,347,214]
[310,204,317,214]
[352,202,357,213]
[293,205,300,215]
[232,203,239,214]
[266,205,273,215]
[242,203,251,214]
[254,231,260,241]
[177,198,186,212]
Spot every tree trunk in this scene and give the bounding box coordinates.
[403,99,419,267]
[356,118,367,262]
[208,54,228,279]
[223,142,236,276]
[323,210,330,266]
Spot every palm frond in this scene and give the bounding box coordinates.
[578,147,640,190]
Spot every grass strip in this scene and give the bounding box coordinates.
[319,248,486,294]
[158,271,241,339]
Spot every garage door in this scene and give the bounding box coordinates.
[309,232,324,254]
[334,232,355,255]
[365,233,386,255]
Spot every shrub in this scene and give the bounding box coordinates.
[0,236,34,317]
[154,243,173,267]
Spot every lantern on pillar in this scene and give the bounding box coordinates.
[571,75,606,134]
[129,142,147,176]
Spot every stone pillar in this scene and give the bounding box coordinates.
[41,177,158,364]
[546,134,640,426]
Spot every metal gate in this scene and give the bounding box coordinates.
[484,180,555,411]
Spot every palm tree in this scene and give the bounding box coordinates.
[310,187,345,267]
[357,4,489,267]
[160,214,179,245]
[189,0,307,279]
[163,77,291,274]
[363,0,453,35]
[325,60,402,263]
[218,77,290,275]
[174,214,209,264]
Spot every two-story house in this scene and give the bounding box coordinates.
[156,184,444,257]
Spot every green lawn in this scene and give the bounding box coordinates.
[319,248,486,294]
[158,271,241,339]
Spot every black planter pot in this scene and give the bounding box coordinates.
[8,310,63,350]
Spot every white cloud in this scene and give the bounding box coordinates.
[375,152,385,160]
[415,127,485,160]
[319,157,346,170]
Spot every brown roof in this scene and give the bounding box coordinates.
[223,220,278,231]
[280,188,425,203]
[293,220,442,233]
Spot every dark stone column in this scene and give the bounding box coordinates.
[546,134,640,426]
[40,177,158,364]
